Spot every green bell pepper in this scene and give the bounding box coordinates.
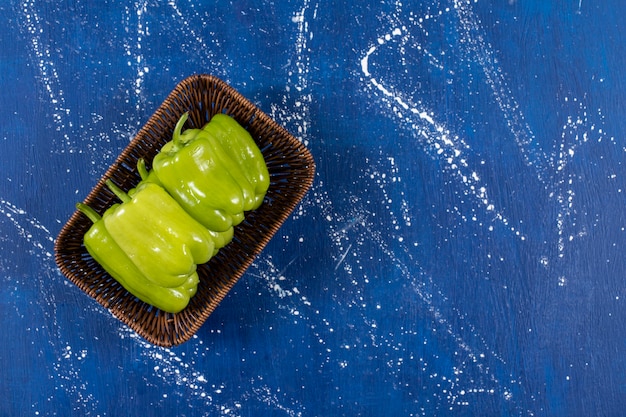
[76,202,200,313]
[137,158,234,254]
[104,179,214,289]
[201,113,270,210]
[148,112,269,232]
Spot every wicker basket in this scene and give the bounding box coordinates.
[54,74,315,347]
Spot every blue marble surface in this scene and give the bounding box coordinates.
[2,0,625,415]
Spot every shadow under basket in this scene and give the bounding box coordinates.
[54,74,315,347]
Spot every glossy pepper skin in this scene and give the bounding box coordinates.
[149,112,269,232]
[104,179,215,289]
[76,202,199,313]
[137,158,234,255]
[202,113,270,210]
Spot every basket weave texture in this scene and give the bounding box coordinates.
[54,74,315,347]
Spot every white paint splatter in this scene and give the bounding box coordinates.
[19,0,75,153]
[270,0,317,146]
[360,21,525,240]
[0,198,54,259]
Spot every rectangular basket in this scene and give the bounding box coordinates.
[54,74,315,347]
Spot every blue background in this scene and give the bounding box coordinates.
[2,0,625,416]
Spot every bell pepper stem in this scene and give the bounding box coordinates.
[137,158,149,181]
[76,202,101,224]
[172,112,189,148]
[105,179,131,204]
